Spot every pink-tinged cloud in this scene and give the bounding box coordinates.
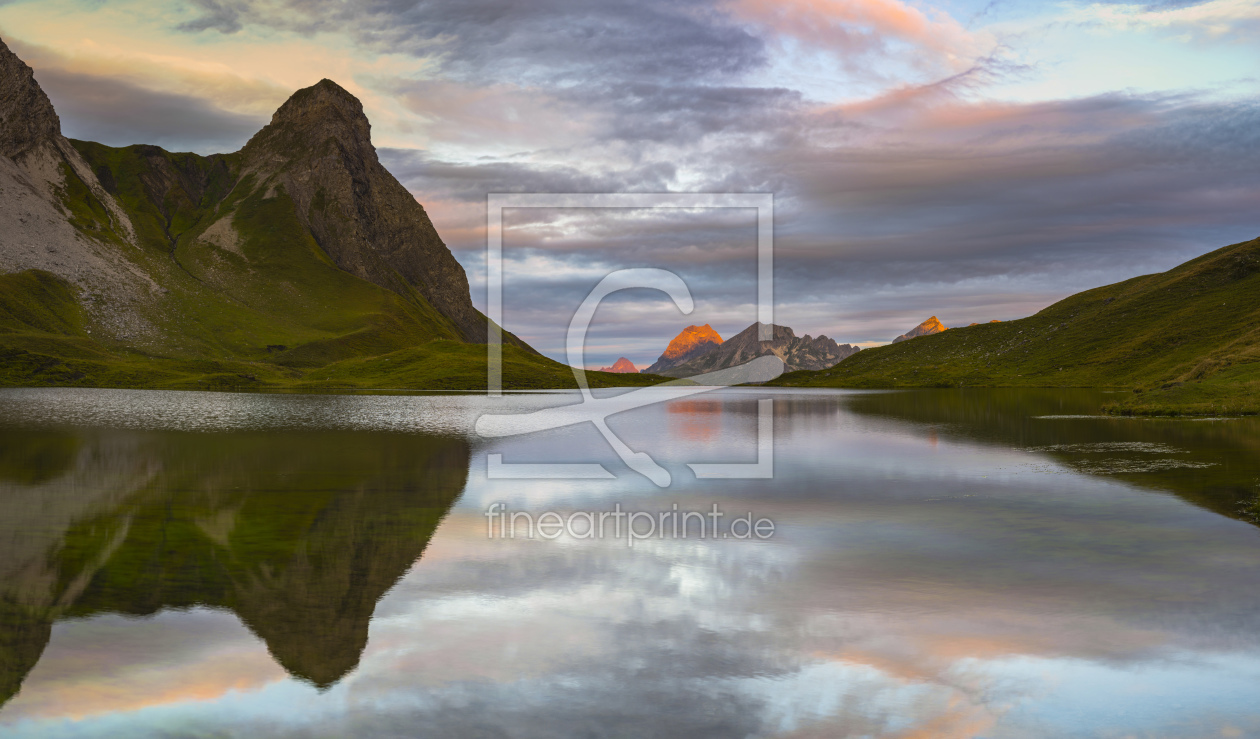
[726,0,992,71]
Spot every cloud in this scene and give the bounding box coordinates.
[36,66,268,152]
[3,35,280,153]
[388,84,1260,357]
[727,0,996,74]
[176,0,768,86]
[1069,0,1260,41]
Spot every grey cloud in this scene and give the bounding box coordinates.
[33,66,267,154]
[405,89,1260,358]
[380,148,678,200]
[581,82,805,146]
[176,0,246,33]
[177,0,767,86]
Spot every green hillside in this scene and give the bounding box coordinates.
[0,48,665,392]
[771,236,1260,415]
[2,137,665,390]
[0,268,662,390]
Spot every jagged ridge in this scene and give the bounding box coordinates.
[660,322,859,377]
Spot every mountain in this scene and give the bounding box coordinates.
[0,37,658,390]
[893,316,947,343]
[236,79,485,342]
[770,236,1260,415]
[643,324,723,375]
[598,357,638,373]
[658,323,860,378]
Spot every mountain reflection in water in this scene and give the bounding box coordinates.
[2,387,1260,738]
[0,428,468,704]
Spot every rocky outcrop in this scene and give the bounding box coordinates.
[661,323,859,377]
[0,38,60,161]
[598,357,638,373]
[239,80,487,343]
[893,316,947,343]
[643,324,723,374]
[0,36,153,341]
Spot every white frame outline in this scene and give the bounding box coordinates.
[482,193,775,486]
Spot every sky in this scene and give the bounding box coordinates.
[2,0,1258,368]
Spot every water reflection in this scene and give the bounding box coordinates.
[1,388,1260,737]
[843,388,1260,522]
[0,428,468,705]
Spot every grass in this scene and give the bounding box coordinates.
[0,270,669,390]
[0,140,671,391]
[770,236,1260,415]
[0,138,686,392]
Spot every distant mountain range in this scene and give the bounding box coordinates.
[644,322,860,378]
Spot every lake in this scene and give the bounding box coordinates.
[2,387,1260,738]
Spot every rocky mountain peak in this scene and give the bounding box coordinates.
[0,36,62,159]
[233,76,490,344]
[662,324,723,359]
[660,321,858,377]
[893,316,947,343]
[598,357,639,373]
[644,324,725,375]
[243,78,373,161]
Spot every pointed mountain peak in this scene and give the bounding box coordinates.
[662,324,724,360]
[0,35,62,159]
[278,79,364,119]
[598,357,639,373]
[893,316,948,343]
[243,78,372,158]
[733,322,795,342]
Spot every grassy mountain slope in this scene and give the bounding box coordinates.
[771,236,1260,414]
[2,169,646,391]
[3,36,647,391]
[0,267,664,390]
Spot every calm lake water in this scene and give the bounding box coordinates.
[2,387,1260,738]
